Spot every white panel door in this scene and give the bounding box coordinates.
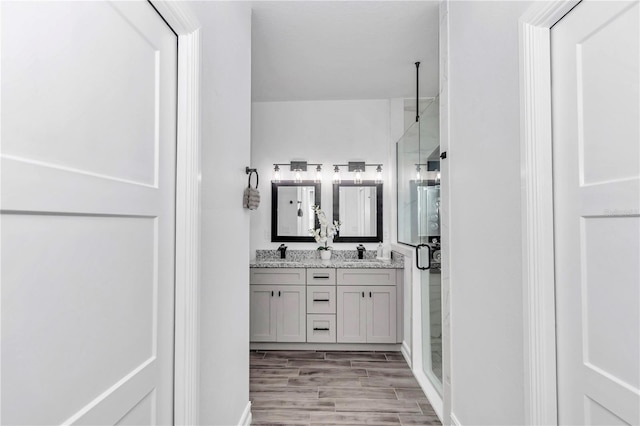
[367,286,396,344]
[276,285,306,342]
[1,1,177,424]
[250,286,277,342]
[336,286,367,343]
[552,1,640,424]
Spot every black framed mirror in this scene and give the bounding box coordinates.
[271,181,321,242]
[333,181,383,242]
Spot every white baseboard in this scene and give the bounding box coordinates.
[250,342,401,351]
[451,412,461,426]
[238,401,251,426]
[401,341,412,368]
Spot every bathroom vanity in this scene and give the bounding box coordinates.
[249,250,404,350]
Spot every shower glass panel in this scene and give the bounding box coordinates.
[396,97,442,394]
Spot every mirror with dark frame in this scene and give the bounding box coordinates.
[333,181,383,243]
[271,181,321,242]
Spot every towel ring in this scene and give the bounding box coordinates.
[245,167,259,188]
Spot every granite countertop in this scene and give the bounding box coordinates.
[250,258,404,269]
[250,249,405,269]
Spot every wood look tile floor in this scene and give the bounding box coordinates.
[250,350,441,426]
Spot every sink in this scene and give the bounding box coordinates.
[339,259,389,264]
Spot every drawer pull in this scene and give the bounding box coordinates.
[313,275,330,279]
[313,299,330,302]
[313,327,330,331]
[271,291,274,297]
[362,292,365,297]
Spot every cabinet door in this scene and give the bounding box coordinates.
[337,286,367,343]
[250,285,277,342]
[276,285,306,342]
[367,286,397,343]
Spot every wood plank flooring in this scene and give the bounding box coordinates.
[250,350,441,426]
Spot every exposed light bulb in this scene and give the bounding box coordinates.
[354,170,362,184]
[415,166,422,182]
[273,165,281,183]
[436,171,441,182]
[294,170,302,183]
[333,166,341,183]
[375,165,383,184]
[315,165,322,183]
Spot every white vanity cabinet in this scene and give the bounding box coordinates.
[336,269,397,344]
[250,265,402,346]
[250,269,306,342]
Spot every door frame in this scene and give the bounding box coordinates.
[0,1,202,422]
[149,2,201,424]
[518,1,579,425]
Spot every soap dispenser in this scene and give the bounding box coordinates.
[376,242,383,259]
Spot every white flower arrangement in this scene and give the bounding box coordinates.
[309,205,341,251]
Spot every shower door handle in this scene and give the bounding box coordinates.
[416,244,431,270]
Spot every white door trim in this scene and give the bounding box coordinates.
[149,2,201,424]
[518,2,579,425]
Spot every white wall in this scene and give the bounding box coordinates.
[447,1,532,424]
[250,100,392,254]
[188,2,252,424]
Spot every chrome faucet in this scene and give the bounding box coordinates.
[357,244,366,259]
[277,244,287,259]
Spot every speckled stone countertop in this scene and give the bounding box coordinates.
[250,249,405,269]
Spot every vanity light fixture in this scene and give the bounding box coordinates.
[375,165,383,184]
[291,161,306,183]
[332,162,383,184]
[415,163,441,183]
[333,165,341,183]
[354,170,363,184]
[273,165,281,183]
[272,161,323,183]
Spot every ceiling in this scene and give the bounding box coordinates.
[250,1,440,102]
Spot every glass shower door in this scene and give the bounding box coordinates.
[397,98,442,394]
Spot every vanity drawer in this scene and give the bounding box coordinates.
[306,268,336,285]
[307,314,336,343]
[337,269,396,286]
[307,286,336,314]
[250,268,306,285]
